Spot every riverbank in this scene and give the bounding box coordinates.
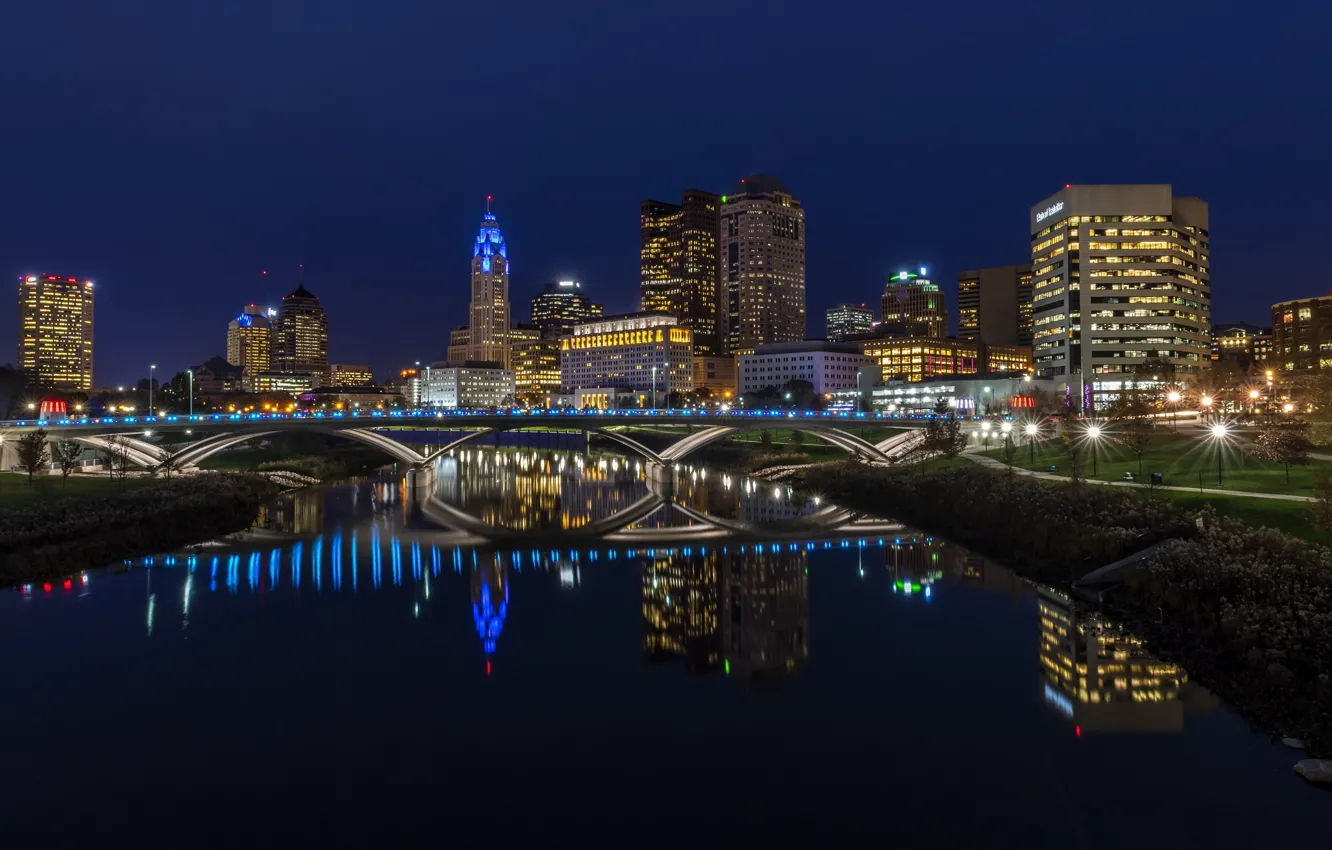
[0,473,285,584]
[800,461,1332,758]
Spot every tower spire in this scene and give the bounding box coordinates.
[486,194,492,215]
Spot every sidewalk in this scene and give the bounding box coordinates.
[963,450,1316,503]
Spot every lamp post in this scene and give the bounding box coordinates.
[187,369,194,415]
[980,421,991,455]
[1025,422,1038,466]
[1167,390,1180,432]
[1266,370,1274,423]
[1001,421,1013,467]
[1087,425,1102,477]
[652,366,657,410]
[1200,394,1213,424]
[1210,423,1229,485]
[149,364,157,415]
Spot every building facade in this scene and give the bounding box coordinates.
[463,201,512,368]
[825,303,875,342]
[881,268,948,338]
[226,304,273,389]
[866,373,1055,415]
[531,280,603,337]
[692,356,737,400]
[560,312,692,398]
[511,323,562,405]
[1029,185,1210,408]
[18,274,94,390]
[1211,321,1272,371]
[273,283,328,376]
[737,341,872,396]
[957,264,1033,346]
[1271,294,1332,372]
[720,175,805,353]
[640,190,721,356]
[422,361,515,409]
[328,364,374,387]
[857,337,1032,383]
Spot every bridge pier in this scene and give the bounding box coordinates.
[405,463,437,506]
[645,462,675,499]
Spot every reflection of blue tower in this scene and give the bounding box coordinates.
[472,559,509,665]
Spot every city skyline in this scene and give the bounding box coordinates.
[0,4,1321,384]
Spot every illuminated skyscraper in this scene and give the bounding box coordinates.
[957,264,1033,346]
[640,190,721,355]
[720,176,805,353]
[17,273,94,390]
[464,198,512,368]
[226,303,272,388]
[825,303,874,342]
[273,281,328,377]
[531,280,602,337]
[881,267,948,338]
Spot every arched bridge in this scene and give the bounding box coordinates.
[1,408,928,474]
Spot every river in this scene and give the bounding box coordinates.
[1,447,1326,848]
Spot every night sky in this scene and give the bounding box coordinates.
[1,1,1327,386]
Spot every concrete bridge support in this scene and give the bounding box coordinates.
[645,462,675,499]
[405,463,437,506]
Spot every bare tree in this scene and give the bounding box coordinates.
[51,440,84,484]
[1251,419,1312,484]
[102,433,133,480]
[155,436,188,479]
[15,428,50,484]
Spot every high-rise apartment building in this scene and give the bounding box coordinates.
[463,200,512,368]
[825,303,874,342]
[720,175,805,353]
[957,264,1033,346]
[273,282,328,377]
[1029,185,1210,409]
[226,304,272,388]
[1272,294,1332,373]
[531,280,602,337]
[18,274,94,390]
[881,268,948,338]
[640,190,721,355]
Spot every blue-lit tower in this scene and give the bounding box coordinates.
[465,196,512,368]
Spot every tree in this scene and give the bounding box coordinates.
[760,429,774,452]
[1106,386,1157,477]
[51,440,84,484]
[1057,409,1085,482]
[155,436,189,479]
[922,400,966,465]
[15,428,49,484]
[1250,419,1312,483]
[1311,468,1332,543]
[789,429,805,452]
[101,434,133,480]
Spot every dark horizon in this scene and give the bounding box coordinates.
[1,1,1326,385]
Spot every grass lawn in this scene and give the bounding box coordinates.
[992,431,1330,496]
[0,472,156,508]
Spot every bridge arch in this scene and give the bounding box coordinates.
[70,434,169,468]
[418,425,666,465]
[658,423,892,464]
[171,426,425,470]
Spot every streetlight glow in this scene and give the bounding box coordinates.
[1001,422,1012,434]
[1025,423,1038,436]
[1210,423,1229,439]
[1249,389,1260,399]
[1087,426,1102,439]
[1201,395,1212,407]
[1167,391,1181,403]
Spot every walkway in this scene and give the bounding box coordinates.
[963,450,1316,503]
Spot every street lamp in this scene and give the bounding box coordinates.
[651,366,657,410]
[1087,424,1103,477]
[1025,422,1039,466]
[980,421,992,454]
[1167,390,1180,432]
[149,364,156,415]
[1210,422,1229,485]
[1001,421,1013,465]
[187,369,194,415]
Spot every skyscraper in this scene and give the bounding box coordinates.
[531,280,602,337]
[639,190,721,355]
[273,281,328,377]
[881,268,948,338]
[464,198,512,367]
[17,274,94,390]
[720,176,805,353]
[957,264,1033,346]
[226,303,272,388]
[1029,185,1209,408]
[825,303,874,342]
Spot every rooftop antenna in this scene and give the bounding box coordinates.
[486,194,492,214]
[299,263,304,284]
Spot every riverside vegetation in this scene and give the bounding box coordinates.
[0,474,282,584]
[802,461,1332,757]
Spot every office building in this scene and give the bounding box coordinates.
[826,303,875,342]
[226,304,272,389]
[881,268,948,338]
[192,355,244,394]
[866,373,1054,415]
[737,341,872,396]
[461,200,512,368]
[254,371,317,395]
[957,264,1033,346]
[446,326,471,362]
[1271,294,1332,372]
[1211,322,1272,371]
[857,337,1032,383]
[560,312,692,399]
[720,175,806,353]
[422,360,515,409]
[394,367,423,407]
[273,282,328,376]
[328,364,373,387]
[17,273,94,390]
[531,280,603,337]
[692,356,737,401]
[1029,185,1210,409]
[640,190,721,355]
[511,323,561,404]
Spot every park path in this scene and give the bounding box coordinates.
[963,450,1316,503]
